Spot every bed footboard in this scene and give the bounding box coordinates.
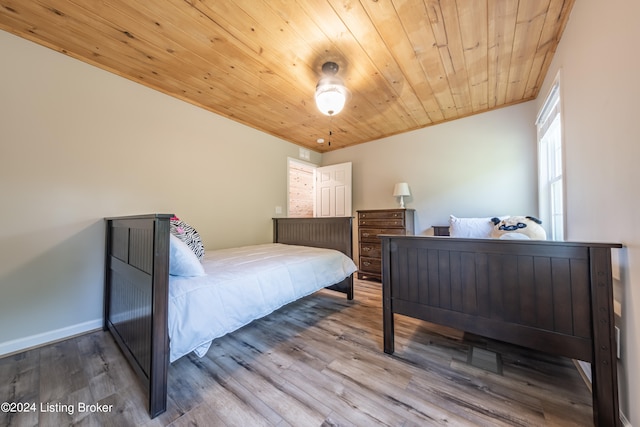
[381,235,622,427]
[104,214,172,418]
[273,217,354,299]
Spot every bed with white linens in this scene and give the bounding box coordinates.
[104,214,356,418]
[168,242,356,362]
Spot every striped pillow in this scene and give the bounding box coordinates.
[170,216,205,260]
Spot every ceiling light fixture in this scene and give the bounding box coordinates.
[315,62,348,116]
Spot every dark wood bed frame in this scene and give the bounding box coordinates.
[380,234,622,427]
[104,214,354,418]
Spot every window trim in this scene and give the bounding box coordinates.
[536,73,566,240]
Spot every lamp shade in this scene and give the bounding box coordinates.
[393,182,410,197]
[315,77,347,116]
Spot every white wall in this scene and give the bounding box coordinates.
[4,1,638,420]
[323,101,539,234]
[0,30,318,353]
[538,0,640,423]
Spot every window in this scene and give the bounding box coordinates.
[536,76,564,240]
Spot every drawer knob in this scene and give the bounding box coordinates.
[363,247,371,251]
[363,261,370,266]
[363,233,370,237]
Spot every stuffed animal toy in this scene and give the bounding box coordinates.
[490,216,547,240]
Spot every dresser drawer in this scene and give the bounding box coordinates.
[359,256,381,274]
[359,242,381,258]
[359,227,405,242]
[358,218,405,227]
[358,211,405,220]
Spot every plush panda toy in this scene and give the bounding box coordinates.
[490,216,547,240]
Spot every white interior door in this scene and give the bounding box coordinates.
[315,162,352,217]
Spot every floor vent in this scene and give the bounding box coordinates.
[467,346,503,375]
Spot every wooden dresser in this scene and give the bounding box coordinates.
[357,209,415,281]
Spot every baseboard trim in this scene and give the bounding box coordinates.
[573,360,632,427]
[573,359,592,392]
[0,319,102,358]
[620,410,632,427]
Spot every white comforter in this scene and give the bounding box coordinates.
[168,243,357,362]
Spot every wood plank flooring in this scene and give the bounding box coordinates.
[0,279,593,426]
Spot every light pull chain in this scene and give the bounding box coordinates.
[316,116,334,147]
[328,115,333,146]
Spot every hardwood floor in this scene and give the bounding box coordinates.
[0,279,593,427]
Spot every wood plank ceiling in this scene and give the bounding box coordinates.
[0,0,574,152]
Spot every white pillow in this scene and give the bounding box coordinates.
[169,234,206,277]
[449,215,502,238]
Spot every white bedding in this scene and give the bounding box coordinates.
[168,243,357,362]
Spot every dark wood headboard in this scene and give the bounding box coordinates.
[273,216,353,258]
